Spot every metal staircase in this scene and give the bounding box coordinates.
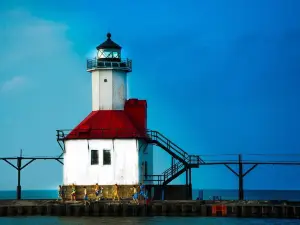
[144,130,204,185]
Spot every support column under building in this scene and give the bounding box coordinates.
[189,168,192,200]
[185,169,188,199]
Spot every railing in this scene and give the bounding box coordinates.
[163,160,185,180]
[86,58,132,72]
[144,160,188,186]
[146,130,189,160]
[146,130,205,167]
[155,155,204,185]
[143,175,165,185]
[162,156,203,180]
[164,159,184,177]
[189,155,205,164]
[57,130,67,140]
[56,129,147,140]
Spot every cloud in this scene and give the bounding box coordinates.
[0,9,85,88]
[0,76,27,92]
[0,9,91,190]
[0,8,90,138]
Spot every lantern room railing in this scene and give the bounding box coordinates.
[86,58,132,72]
[56,128,146,140]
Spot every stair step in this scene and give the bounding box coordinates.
[145,129,204,186]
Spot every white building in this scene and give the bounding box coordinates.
[62,33,153,185]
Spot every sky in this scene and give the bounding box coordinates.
[0,0,300,191]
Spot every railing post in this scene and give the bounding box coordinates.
[171,158,174,175]
[17,157,22,200]
[189,168,192,199]
[185,168,189,200]
[238,154,244,200]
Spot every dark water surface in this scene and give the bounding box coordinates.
[0,217,299,225]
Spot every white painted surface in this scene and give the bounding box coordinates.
[91,70,128,110]
[63,139,152,185]
[112,71,127,110]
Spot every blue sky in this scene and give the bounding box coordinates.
[0,0,300,191]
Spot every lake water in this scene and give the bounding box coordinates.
[0,216,299,225]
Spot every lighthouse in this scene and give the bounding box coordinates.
[61,33,153,186]
[89,32,130,111]
[57,33,201,200]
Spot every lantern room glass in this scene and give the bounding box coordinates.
[97,49,121,59]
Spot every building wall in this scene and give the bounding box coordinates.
[112,70,127,110]
[62,185,142,200]
[63,139,140,185]
[91,69,128,110]
[138,140,153,185]
[91,70,112,110]
[124,99,147,132]
[91,70,100,110]
[152,185,190,200]
[63,139,153,185]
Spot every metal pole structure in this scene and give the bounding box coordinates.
[141,163,144,184]
[1,155,63,200]
[189,168,192,200]
[17,157,22,200]
[238,154,244,201]
[171,157,174,175]
[17,149,22,200]
[185,168,189,199]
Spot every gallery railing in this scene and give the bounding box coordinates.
[86,58,132,72]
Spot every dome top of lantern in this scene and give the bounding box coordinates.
[96,33,122,50]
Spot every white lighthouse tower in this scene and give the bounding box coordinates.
[61,33,153,187]
[89,32,130,111]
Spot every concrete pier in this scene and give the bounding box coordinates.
[0,200,300,219]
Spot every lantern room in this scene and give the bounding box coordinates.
[96,33,122,62]
[86,33,132,72]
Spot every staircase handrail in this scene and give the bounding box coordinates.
[163,161,186,179]
[162,155,204,178]
[146,130,189,158]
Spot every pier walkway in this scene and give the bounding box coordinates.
[0,200,300,219]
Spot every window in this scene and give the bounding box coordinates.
[103,149,111,165]
[103,50,112,58]
[112,52,119,58]
[97,49,113,58]
[91,150,99,165]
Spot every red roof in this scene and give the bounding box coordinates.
[64,109,146,140]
